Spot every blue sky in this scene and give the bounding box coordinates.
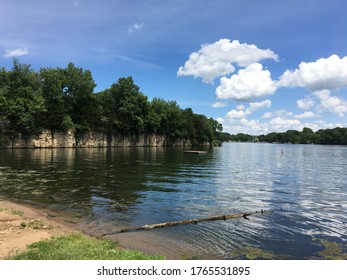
[1,0,347,134]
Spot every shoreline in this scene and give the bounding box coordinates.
[0,198,184,260]
[0,198,78,259]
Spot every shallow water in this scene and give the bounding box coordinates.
[0,143,346,259]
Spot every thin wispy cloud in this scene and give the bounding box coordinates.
[4,48,29,58]
[212,102,227,108]
[73,0,80,8]
[128,23,144,33]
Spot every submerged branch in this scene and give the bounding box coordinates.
[100,209,274,236]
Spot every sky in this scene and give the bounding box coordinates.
[1,0,347,134]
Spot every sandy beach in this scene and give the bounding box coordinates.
[0,199,77,259]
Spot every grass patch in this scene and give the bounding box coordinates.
[20,219,52,230]
[312,238,347,260]
[9,234,165,260]
[27,219,45,229]
[11,209,24,216]
[230,246,274,260]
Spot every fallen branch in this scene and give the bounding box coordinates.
[100,209,273,236]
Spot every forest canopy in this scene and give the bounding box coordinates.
[1,60,345,146]
[227,127,347,145]
[0,60,223,146]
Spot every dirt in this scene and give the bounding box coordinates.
[0,199,77,259]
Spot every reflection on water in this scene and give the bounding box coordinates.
[0,143,346,259]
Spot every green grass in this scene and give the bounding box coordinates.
[312,238,347,260]
[230,246,274,260]
[11,209,24,216]
[9,234,165,260]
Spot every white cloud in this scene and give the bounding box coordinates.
[219,111,346,135]
[295,111,318,119]
[236,105,245,111]
[216,117,225,124]
[278,55,347,91]
[239,118,259,127]
[269,117,302,130]
[262,112,273,119]
[212,102,227,108]
[247,99,272,113]
[226,109,246,119]
[128,23,144,33]
[216,63,277,101]
[226,99,271,119]
[297,97,315,110]
[4,48,29,57]
[313,90,347,117]
[177,39,278,83]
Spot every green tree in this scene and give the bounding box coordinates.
[62,63,97,131]
[1,60,45,136]
[285,130,301,144]
[300,127,315,144]
[39,67,70,131]
[192,114,214,144]
[99,77,149,136]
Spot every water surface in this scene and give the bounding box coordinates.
[0,143,346,259]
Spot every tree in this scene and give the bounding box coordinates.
[99,77,149,136]
[192,114,214,144]
[1,60,45,136]
[300,127,315,144]
[285,130,301,144]
[62,63,98,131]
[39,67,70,131]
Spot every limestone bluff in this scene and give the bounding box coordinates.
[1,130,196,148]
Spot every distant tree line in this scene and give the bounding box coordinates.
[0,60,226,146]
[227,127,347,145]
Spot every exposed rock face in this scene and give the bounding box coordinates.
[1,130,193,148]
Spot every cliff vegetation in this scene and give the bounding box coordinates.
[0,60,225,147]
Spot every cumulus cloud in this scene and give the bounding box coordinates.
[216,63,277,101]
[177,39,278,83]
[297,97,315,110]
[4,48,29,57]
[226,99,271,119]
[226,110,246,119]
[219,110,345,135]
[295,111,318,119]
[236,105,245,111]
[278,55,347,91]
[263,110,294,119]
[262,112,273,119]
[269,117,302,129]
[313,90,347,117]
[247,99,272,113]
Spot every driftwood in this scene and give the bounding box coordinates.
[100,209,273,236]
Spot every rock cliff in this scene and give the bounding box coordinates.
[1,130,193,148]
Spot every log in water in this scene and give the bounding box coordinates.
[101,209,273,236]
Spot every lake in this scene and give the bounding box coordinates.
[0,143,346,259]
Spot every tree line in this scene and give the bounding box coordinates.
[0,60,225,146]
[228,127,347,145]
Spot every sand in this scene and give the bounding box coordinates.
[0,199,77,259]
